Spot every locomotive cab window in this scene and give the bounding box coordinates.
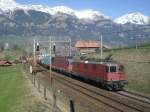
[110,66,117,72]
[105,66,109,73]
[105,66,117,73]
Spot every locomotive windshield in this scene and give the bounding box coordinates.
[110,66,117,72]
[105,65,117,73]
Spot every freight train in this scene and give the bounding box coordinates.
[38,56,127,90]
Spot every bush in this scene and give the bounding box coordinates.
[4,55,13,61]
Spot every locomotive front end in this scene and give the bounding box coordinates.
[105,63,128,90]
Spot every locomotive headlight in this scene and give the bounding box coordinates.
[85,61,88,63]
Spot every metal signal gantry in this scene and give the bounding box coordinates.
[33,36,72,86]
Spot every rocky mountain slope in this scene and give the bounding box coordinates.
[0,0,150,47]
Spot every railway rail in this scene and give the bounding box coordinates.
[117,90,150,105]
[124,90,150,100]
[52,72,150,112]
[28,64,150,112]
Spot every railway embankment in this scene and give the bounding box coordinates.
[25,63,150,112]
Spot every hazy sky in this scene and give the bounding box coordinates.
[16,0,150,18]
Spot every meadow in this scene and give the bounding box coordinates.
[0,65,50,112]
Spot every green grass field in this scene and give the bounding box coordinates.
[0,65,27,112]
[0,65,50,112]
[85,45,150,94]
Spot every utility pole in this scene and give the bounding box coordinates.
[100,34,103,62]
[49,36,52,86]
[33,39,36,66]
[69,38,72,57]
[136,39,138,50]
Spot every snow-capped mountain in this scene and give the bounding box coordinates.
[0,0,150,47]
[75,9,109,20]
[0,0,108,20]
[0,0,17,12]
[114,12,150,25]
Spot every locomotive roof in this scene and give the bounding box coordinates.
[71,59,121,66]
[52,56,121,66]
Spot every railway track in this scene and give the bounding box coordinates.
[52,72,150,112]
[29,64,150,112]
[117,90,150,105]
[124,90,150,99]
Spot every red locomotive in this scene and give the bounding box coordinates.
[39,56,127,90]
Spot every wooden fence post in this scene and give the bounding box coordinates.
[33,73,36,86]
[38,79,41,92]
[52,90,56,112]
[44,86,47,100]
[70,100,75,112]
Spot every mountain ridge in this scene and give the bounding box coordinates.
[0,0,150,47]
[1,0,150,24]
[0,0,109,20]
